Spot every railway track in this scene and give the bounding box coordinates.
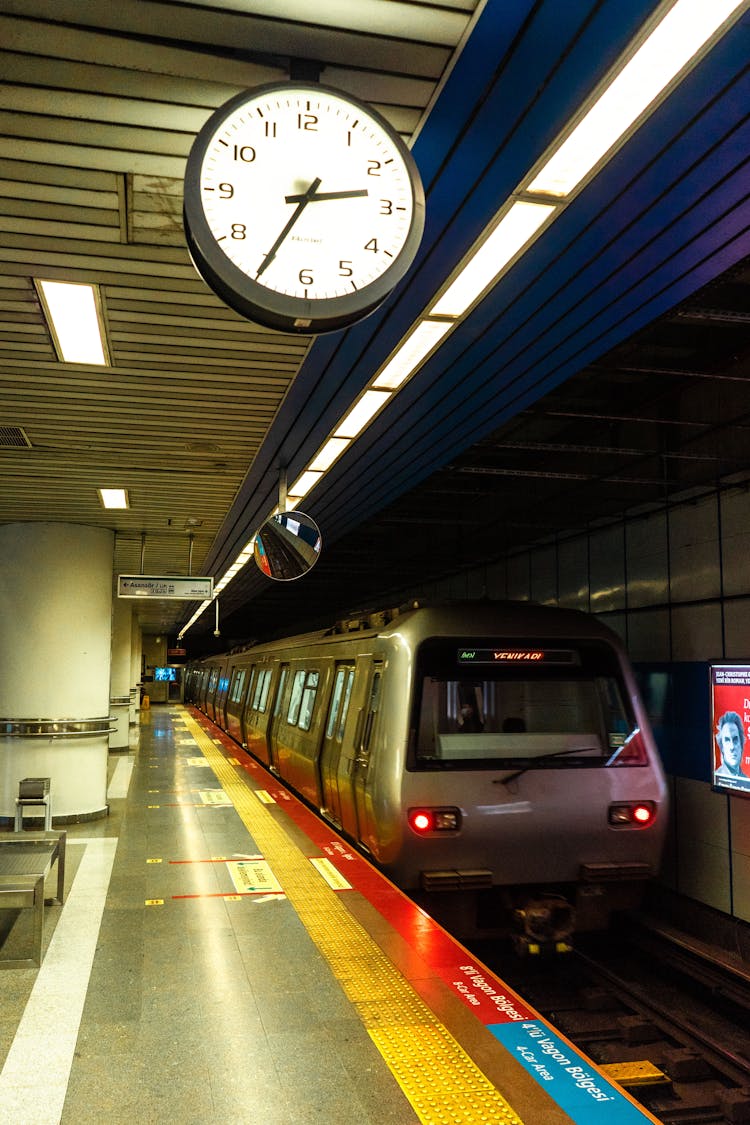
[475,919,750,1123]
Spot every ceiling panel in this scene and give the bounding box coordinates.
[0,0,748,647]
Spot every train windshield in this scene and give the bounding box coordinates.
[411,637,644,770]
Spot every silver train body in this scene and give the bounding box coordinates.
[185,601,668,945]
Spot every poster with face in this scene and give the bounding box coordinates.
[710,665,750,795]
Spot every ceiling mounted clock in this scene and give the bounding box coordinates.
[183,82,425,334]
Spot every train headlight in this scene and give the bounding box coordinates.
[608,801,656,827]
[408,807,461,834]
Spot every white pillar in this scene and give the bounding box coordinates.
[129,615,142,724]
[109,594,131,751]
[0,523,114,823]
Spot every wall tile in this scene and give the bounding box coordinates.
[670,601,723,660]
[507,552,531,601]
[721,486,750,597]
[530,545,557,605]
[731,852,750,923]
[557,536,588,610]
[674,778,730,910]
[590,524,626,612]
[485,559,507,600]
[669,496,720,603]
[626,510,668,609]
[627,609,670,661]
[723,597,750,658]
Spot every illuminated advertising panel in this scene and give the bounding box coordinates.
[710,664,750,795]
[154,666,177,682]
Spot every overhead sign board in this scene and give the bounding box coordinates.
[118,575,213,600]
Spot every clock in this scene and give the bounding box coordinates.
[183,82,425,334]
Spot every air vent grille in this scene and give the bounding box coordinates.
[0,426,31,448]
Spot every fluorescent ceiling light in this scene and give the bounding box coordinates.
[431,201,556,317]
[309,437,350,473]
[36,279,110,365]
[527,0,746,198]
[334,390,391,440]
[98,487,129,509]
[288,470,323,501]
[373,319,454,390]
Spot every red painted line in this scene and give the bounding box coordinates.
[158,802,230,807]
[172,891,285,899]
[168,858,262,865]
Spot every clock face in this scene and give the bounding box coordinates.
[183,82,425,333]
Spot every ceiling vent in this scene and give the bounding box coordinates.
[0,426,32,448]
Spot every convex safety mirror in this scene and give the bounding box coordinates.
[254,510,322,581]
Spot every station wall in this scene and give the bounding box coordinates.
[414,477,750,925]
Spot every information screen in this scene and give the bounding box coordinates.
[457,648,577,665]
[709,664,750,795]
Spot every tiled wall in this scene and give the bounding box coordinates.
[408,479,750,924]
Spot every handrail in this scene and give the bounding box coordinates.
[0,717,117,739]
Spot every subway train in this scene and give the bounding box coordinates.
[184,600,668,949]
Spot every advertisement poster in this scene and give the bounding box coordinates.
[710,664,750,795]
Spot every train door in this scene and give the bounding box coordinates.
[245,664,274,765]
[351,663,384,849]
[266,663,289,771]
[319,663,355,827]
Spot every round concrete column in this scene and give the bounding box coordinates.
[110,594,132,751]
[0,522,114,823]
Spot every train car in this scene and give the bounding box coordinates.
[185,600,668,949]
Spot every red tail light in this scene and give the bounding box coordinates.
[609,801,656,827]
[408,807,461,834]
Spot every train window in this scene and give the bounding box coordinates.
[326,669,347,738]
[298,671,319,731]
[411,638,638,770]
[287,670,306,725]
[337,668,355,741]
[362,671,382,751]
[252,667,272,711]
[258,668,272,712]
[274,666,289,716]
[229,668,246,704]
[326,665,355,740]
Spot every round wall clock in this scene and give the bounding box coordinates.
[183,82,425,334]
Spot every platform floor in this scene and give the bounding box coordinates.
[0,705,660,1124]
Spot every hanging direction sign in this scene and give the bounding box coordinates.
[117,574,213,600]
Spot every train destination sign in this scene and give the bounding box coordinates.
[458,648,576,664]
[118,574,213,600]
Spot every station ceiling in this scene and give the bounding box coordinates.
[0,1,748,654]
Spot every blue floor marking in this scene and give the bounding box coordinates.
[490,1021,654,1124]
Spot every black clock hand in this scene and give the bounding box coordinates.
[284,188,369,204]
[257,176,322,279]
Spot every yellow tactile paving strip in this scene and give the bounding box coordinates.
[182,713,525,1125]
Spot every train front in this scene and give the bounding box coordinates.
[382,605,669,950]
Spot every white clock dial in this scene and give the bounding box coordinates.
[184,82,425,334]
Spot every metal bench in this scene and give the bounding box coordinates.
[0,874,46,967]
[0,831,66,968]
